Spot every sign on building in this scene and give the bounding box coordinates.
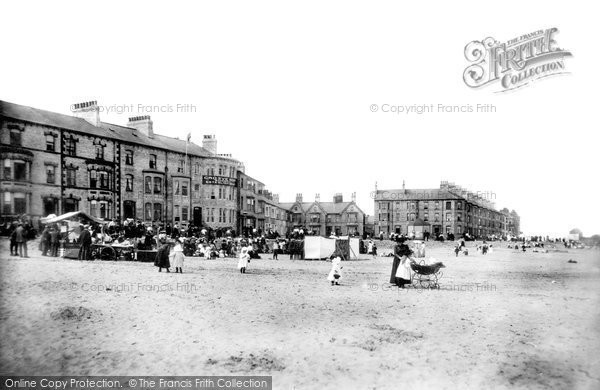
[202,175,237,186]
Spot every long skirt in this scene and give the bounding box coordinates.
[389,256,401,283]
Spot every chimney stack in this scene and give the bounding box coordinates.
[202,134,217,155]
[315,193,320,202]
[333,193,343,203]
[72,100,100,127]
[296,193,303,203]
[351,192,356,202]
[128,115,154,138]
[273,194,280,204]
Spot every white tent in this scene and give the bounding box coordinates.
[304,236,336,259]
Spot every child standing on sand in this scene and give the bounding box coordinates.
[238,247,250,273]
[171,240,185,273]
[327,255,343,286]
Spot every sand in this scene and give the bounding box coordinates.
[1,239,599,389]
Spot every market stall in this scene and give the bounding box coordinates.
[40,211,108,259]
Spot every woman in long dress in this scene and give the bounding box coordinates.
[154,240,171,272]
[390,238,413,283]
[395,255,413,288]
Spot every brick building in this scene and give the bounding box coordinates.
[279,193,365,236]
[374,181,519,239]
[0,100,242,230]
[237,171,289,236]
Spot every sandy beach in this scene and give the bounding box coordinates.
[1,239,599,389]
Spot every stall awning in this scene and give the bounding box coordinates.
[40,211,106,225]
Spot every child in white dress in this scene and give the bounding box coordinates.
[237,247,250,273]
[327,255,343,286]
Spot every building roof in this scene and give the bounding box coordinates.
[374,189,462,201]
[280,201,364,215]
[0,100,222,160]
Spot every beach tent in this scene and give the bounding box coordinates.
[334,236,360,260]
[40,210,106,225]
[304,236,336,259]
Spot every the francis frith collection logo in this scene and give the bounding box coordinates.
[463,28,572,92]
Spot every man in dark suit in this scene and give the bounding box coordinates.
[78,224,92,260]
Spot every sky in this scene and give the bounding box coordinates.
[1,0,598,237]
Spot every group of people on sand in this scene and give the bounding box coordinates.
[154,237,257,274]
[154,238,186,273]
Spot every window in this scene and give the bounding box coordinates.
[424,213,429,221]
[457,213,462,222]
[446,201,452,210]
[46,165,56,184]
[95,144,104,160]
[66,167,76,186]
[63,198,78,213]
[14,193,26,214]
[125,174,133,192]
[14,161,27,182]
[178,160,184,173]
[125,150,133,165]
[99,172,109,189]
[90,200,97,217]
[153,177,162,194]
[145,177,152,193]
[174,205,180,222]
[211,189,215,199]
[123,201,136,219]
[3,193,11,214]
[194,163,199,174]
[46,135,55,152]
[10,130,22,146]
[182,183,188,196]
[145,203,152,220]
[409,213,415,221]
[3,159,10,179]
[153,203,162,221]
[64,137,76,156]
[446,213,452,222]
[434,212,440,222]
[149,154,157,169]
[457,202,463,210]
[174,181,180,195]
[90,170,97,188]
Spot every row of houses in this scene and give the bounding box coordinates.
[0,99,367,236]
[373,181,520,238]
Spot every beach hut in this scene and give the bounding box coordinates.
[407,218,429,240]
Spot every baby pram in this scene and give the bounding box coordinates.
[410,260,445,289]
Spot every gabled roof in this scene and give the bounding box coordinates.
[279,200,364,215]
[1,100,216,159]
